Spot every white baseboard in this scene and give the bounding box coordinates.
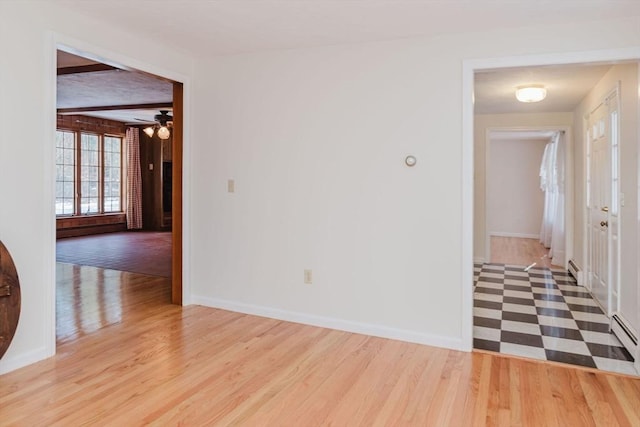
[0,347,52,375]
[489,232,539,239]
[473,257,486,264]
[611,313,638,350]
[191,295,464,351]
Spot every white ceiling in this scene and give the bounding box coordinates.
[51,1,640,56]
[474,63,616,114]
[53,2,640,122]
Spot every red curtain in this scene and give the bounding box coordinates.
[126,128,143,229]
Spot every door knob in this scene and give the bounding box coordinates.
[601,206,609,212]
[600,220,608,227]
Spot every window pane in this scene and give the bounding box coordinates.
[64,182,74,198]
[80,134,100,214]
[64,135,75,149]
[89,166,98,181]
[103,137,122,213]
[55,130,75,216]
[64,165,74,180]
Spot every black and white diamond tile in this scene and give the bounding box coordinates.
[473,263,637,376]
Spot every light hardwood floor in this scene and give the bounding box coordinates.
[1,264,638,425]
[490,236,561,269]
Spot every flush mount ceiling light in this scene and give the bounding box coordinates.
[515,85,547,103]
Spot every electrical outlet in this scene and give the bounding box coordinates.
[304,269,312,284]
[228,179,235,193]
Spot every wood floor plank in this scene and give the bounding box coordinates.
[490,236,561,268]
[1,264,639,425]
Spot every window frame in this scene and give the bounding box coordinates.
[55,129,77,216]
[55,128,124,217]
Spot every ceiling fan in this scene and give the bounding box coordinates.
[138,110,173,140]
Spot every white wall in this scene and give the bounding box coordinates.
[190,20,640,352]
[474,113,574,261]
[487,138,548,238]
[0,2,193,374]
[1,0,640,373]
[573,63,639,333]
[190,40,466,346]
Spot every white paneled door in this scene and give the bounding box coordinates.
[586,87,620,316]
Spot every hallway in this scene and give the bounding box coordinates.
[473,262,636,376]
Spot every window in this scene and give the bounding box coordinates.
[103,136,122,213]
[56,130,123,216]
[55,130,76,215]
[80,133,100,214]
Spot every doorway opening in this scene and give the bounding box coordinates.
[54,47,184,344]
[484,128,568,270]
[465,56,640,376]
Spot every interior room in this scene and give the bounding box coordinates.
[54,50,179,339]
[1,1,639,425]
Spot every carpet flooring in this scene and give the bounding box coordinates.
[56,231,172,278]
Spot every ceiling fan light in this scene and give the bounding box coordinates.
[143,127,155,137]
[157,126,170,140]
[515,85,547,103]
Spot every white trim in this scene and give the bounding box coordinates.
[461,60,475,352]
[611,313,638,358]
[484,128,492,262]
[43,31,58,361]
[567,258,583,285]
[192,295,464,351]
[0,347,51,375]
[474,257,486,264]
[462,46,640,352]
[636,60,640,374]
[582,113,590,293]
[489,232,540,239]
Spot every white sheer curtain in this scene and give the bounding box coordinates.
[126,128,143,229]
[539,131,565,266]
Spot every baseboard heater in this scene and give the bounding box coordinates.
[611,314,637,360]
[567,259,583,286]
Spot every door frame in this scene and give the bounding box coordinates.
[461,47,640,353]
[48,32,191,356]
[484,126,573,267]
[583,85,621,316]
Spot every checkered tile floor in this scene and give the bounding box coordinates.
[473,263,638,376]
